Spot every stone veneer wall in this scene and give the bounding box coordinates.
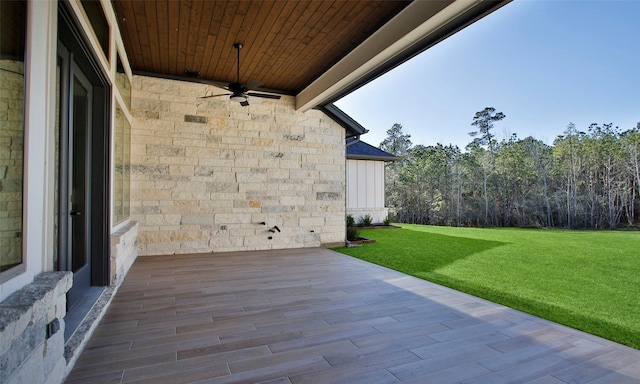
[0,60,25,270]
[110,221,138,286]
[0,272,71,384]
[130,76,346,255]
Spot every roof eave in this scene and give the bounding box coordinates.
[347,154,400,162]
[295,0,511,112]
[319,104,369,138]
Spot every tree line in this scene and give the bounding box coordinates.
[381,108,640,229]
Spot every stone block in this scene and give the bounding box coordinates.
[132,109,160,119]
[180,241,209,250]
[290,170,319,180]
[206,182,238,193]
[234,157,260,168]
[214,213,252,224]
[131,188,171,201]
[146,144,185,157]
[168,164,194,176]
[317,192,343,201]
[138,231,171,243]
[132,98,169,112]
[172,231,209,242]
[130,164,168,176]
[181,215,214,226]
[236,172,267,183]
[145,242,181,253]
[262,205,295,213]
[140,77,180,94]
[299,217,325,227]
[175,121,212,135]
[186,146,218,158]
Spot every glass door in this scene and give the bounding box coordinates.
[67,66,93,307]
[59,57,94,309]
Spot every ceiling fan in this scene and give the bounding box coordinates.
[200,43,281,106]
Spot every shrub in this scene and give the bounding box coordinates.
[346,226,360,241]
[346,215,359,241]
[383,215,392,226]
[360,214,373,227]
[346,215,355,228]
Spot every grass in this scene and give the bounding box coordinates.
[335,224,640,349]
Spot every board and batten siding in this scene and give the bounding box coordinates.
[346,159,389,223]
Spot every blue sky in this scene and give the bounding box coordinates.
[335,0,640,150]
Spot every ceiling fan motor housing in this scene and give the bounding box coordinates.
[198,43,281,105]
[228,82,247,95]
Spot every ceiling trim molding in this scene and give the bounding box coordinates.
[295,0,511,112]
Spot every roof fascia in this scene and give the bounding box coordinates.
[295,0,511,112]
[347,154,400,162]
[319,104,369,138]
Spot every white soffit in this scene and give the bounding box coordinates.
[295,0,488,112]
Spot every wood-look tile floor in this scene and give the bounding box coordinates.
[66,248,640,384]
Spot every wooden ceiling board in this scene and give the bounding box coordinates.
[143,0,160,73]
[133,0,152,70]
[249,1,303,88]
[265,1,330,90]
[285,0,386,91]
[176,1,192,76]
[187,2,215,76]
[166,0,180,75]
[183,0,204,73]
[279,1,339,85]
[112,0,412,94]
[211,1,244,80]
[217,1,253,83]
[289,1,364,91]
[115,1,139,69]
[154,1,169,74]
[199,1,227,80]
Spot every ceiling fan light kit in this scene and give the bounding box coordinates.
[199,43,281,106]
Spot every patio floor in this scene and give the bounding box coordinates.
[65,248,640,384]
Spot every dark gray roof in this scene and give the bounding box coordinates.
[318,104,368,138]
[346,138,399,161]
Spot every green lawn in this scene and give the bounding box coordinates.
[334,224,640,349]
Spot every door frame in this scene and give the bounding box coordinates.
[58,2,111,292]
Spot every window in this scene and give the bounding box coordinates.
[113,105,130,224]
[116,51,131,110]
[0,1,26,274]
[80,0,110,59]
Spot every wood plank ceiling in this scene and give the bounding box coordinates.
[112,0,411,95]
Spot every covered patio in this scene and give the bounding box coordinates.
[66,248,640,383]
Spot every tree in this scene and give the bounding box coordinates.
[380,123,412,159]
[380,123,413,220]
[468,107,505,226]
[381,112,638,230]
[622,123,640,225]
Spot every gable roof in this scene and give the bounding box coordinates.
[320,104,368,138]
[346,138,399,161]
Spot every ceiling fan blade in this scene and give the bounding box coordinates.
[245,80,263,90]
[240,100,250,107]
[199,93,231,99]
[247,92,281,100]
